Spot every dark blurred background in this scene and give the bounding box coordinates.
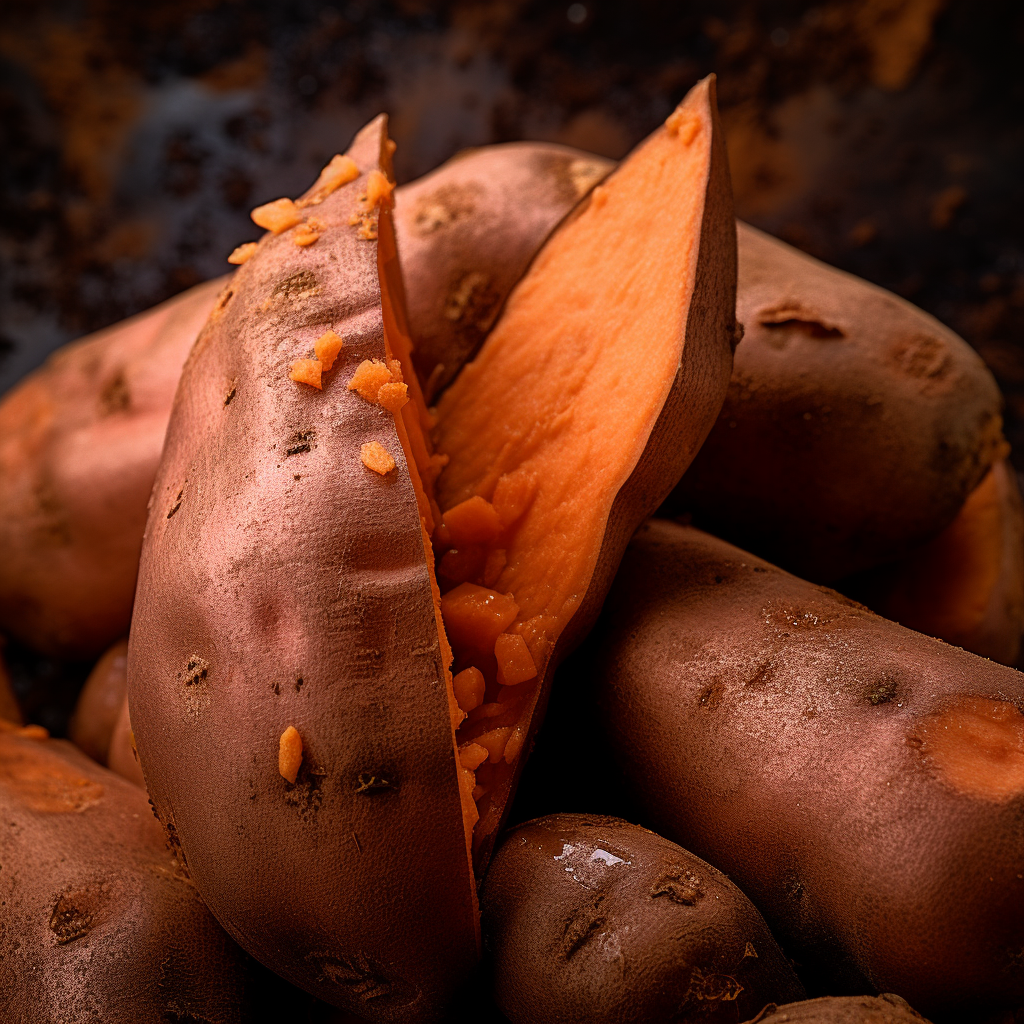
[1,0,1022,435]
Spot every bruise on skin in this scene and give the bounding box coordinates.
[411,182,482,236]
[908,696,1024,801]
[99,369,131,414]
[443,271,492,324]
[49,886,108,944]
[891,332,950,382]
[651,867,703,905]
[285,429,316,456]
[32,478,72,547]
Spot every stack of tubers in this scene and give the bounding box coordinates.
[0,74,1021,1024]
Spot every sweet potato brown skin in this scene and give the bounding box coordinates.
[481,814,805,1024]
[128,117,478,1021]
[595,521,1024,1021]
[68,637,129,763]
[0,726,270,1023]
[0,277,225,658]
[667,222,1006,581]
[395,143,613,401]
[750,994,931,1024]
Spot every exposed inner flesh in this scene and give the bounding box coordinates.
[398,97,714,863]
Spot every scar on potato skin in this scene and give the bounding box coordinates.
[167,488,184,519]
[285,429,316,456]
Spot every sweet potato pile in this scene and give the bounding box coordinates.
[1,72,1022,1024]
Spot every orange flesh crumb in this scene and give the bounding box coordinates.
[348,359,395,402]
[228,242,258,264]
[459,742,489,770]
[297,154,360,208]
[279,725,303,783]
[360,441,396,475]
[251,197,303,234]
[289,359,322,390]
[430,88,712,854]
[294,221,322,247]
[365,169,395,210]
[314,330,344,372]
[453,667,486,713]
[378,381,409,413]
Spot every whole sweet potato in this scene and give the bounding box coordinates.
[0,278,225,658]
[596,520,1024,1020]
[667,222,1006,580]
[482,813,804,1024]
[68,638,129,763]
[129,78,735,1021]
[750,994,930,1024]
[0,722,273,1022]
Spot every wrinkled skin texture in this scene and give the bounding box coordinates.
[0,278,226,658]
[596,521,1024,1022]
[0,725,272,1023]
[128,117,479,1023]
[395,143,613,401]
[748,994,931,1024]
[668,223,1006,581]
[482,814,805,1024]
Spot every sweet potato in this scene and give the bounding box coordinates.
[129,78,735,1020]
[751,995,931,1023]
[0,277,226,658]
[0,721,274,1022]
[666,222,1006,581]
[0,146,608,660]
[481,813,804,1023]
[848,458,1024,665]
[395,143,613,400]
[595,519,1024,1020]
[68,638,129,763]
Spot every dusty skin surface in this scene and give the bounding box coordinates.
[850,459,1024,665]
[482,814,805,1024]
[668,222,1006,581]
[395,143,613,400]
[0,277,226,658]
[751,994,931,1023]
[433,76,736,864]
[596,521,1024,1021]
[68,638,128,762]
[128,117,478,1023]
[0,725,272,1023]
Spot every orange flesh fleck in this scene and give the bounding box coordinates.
[289,359,322,390]
[459,742,489,770]
[453,667,486,713]
[494,633,537,686]
[297,154,360,207]
[366,169,395,209]
[228,242,258,264]
[360,441,395,475]
[348,359,394,402]
[378,381,410,413]
[910,696,1024,801]
[293,222,322,247]
[314,331,344,372]
[251,197,303,234]
[279,725,303,783]
[431,89,712,853]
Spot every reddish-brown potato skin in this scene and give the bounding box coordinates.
[595,521,1024,1021]
[0,278,225,658]
[481,814,805,1024]
[0,726,271,1022]
[666,222,1006,581]
[395,143,613,401]
[128,117,478,1022]
[750,995,931,1024]
[68,638,129,763]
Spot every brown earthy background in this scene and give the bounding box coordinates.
[1,0,1022,727]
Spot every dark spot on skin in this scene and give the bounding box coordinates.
[752,566,768,573]
[181,655,208,688]
[213,287,234,316]
[293,473,301,480]
[99,369,130,414]
[356,771,394,793]
[714,575,725,584]
[179,655,210,717]
[785,874,805,901]
[49,891,98,944]
[271,681,281,695]
[746,660,775,689]
[270,270,318,302]
[224,379,236,405]
[411,182,481,236]
[167,488,183,518]
[891,332,950,380]
[295,676,304,692]
[161,817,190,876]
[307,952,411,1004]
[682,966,744,1004]
[285,429,316,455]
[697,681,723,709]
[651,868,703,905]
[866,674,899,705]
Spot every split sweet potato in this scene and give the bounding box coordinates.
[667,222,1006,581]
[595,519,1024,1020]
[849,458,1024,664]
[0,721,273,1022]
[129,77,735,1020]
[481,814,805,1023]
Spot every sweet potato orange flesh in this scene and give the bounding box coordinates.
[849,459,1024,664]
[432,75,735,862]
[0,278,226,658]
[0,723,276,1022]
[595,520,1024,1020]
